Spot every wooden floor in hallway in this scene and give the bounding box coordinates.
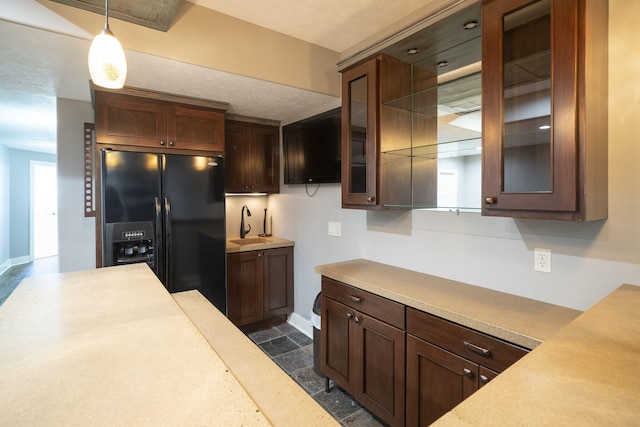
[0,256,58,306]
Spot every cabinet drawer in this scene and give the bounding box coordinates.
[406,308,528,372]
[322,277,404,330]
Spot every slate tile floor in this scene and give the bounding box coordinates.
[247,323,386,427]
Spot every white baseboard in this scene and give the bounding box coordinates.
[0,256,31,276]
[287,311,314,339]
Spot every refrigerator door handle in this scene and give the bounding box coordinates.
[154,197,163,283]
[164,197,172,291]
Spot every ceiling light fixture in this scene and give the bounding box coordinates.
[88,0,127,89]
[463,20,479,30]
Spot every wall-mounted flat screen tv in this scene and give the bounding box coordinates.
[283,107,341,185]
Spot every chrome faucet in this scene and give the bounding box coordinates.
[240,205,252,238]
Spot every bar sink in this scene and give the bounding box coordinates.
[229,237,268,245]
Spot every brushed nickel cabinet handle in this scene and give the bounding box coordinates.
[484,197,497,204]
[353,315,361,324]
[367,196,376,202]
[463,368,473,378]
[168,141,174,146]
[464,341,492,357]
[347,313,353,320]
[480,375,490,384]
[348,295,362,303]
[160,140,165,145]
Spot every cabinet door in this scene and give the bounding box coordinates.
[321,296,356,396]
[250,124,280,193]
[227,251,263,326]
[263,247,293,318]
[224,121,250,192]
[341,58,379,208]
[225,121,280,193]
[356,311,405,427]
[406,335,478,427]
[95,94,167,148]
[167,106,224,152]
[482,0,607,220]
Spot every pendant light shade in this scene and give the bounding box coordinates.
[88,0,127,89]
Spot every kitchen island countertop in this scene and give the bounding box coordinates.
[0,263,336,426]
[434,283,640,426]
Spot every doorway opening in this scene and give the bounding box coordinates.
[30,161,58,260]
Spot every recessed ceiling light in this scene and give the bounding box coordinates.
[406,48,419,55]
[463,20,478,30]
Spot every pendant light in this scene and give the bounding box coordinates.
[88,0,127,89]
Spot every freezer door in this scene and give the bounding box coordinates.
[102,151,163,279]
[162,154,226,314]
[102,151,161,223]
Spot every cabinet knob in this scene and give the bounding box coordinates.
[257,252,262,257]
[168,141,174,146]
[160,140,165,145]
[245,185,250,189]
[367,196,376,203]
[484,197,497,204]
[463,368,474,378]
[347,313,353,320]
[480,375,490,384]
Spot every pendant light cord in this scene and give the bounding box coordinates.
[104,0,110,32]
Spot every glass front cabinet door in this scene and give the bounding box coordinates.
[481,0,608,221]
[341,55,413,210]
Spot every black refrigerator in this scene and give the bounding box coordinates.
[101,150,227,314]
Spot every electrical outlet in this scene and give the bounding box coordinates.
[534,248,552,273]
[328,221,342,237]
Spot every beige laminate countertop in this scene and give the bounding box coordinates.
[0,263,335,426]
[226,235,294,253]
[434,283,640,426]
[315,259,581,349]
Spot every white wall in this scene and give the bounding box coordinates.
[56,98,96,273]
[0,144,9,271]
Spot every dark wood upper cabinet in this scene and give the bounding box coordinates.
[481,0,608,220]
[340,54,413,210]
[225,120,280,193]
[94,90,224,153]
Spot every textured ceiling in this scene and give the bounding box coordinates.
[184,0,440,52]
[0,0,440,154]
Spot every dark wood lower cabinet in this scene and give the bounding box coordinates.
[321,278,405,427]
[321,276,529,426]
[227,247,293,326]
[406,308,528,426]
[406,335,478,426]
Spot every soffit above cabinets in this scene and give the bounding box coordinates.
[50,0,181,32]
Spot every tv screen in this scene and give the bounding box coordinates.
[283,107,341,185]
